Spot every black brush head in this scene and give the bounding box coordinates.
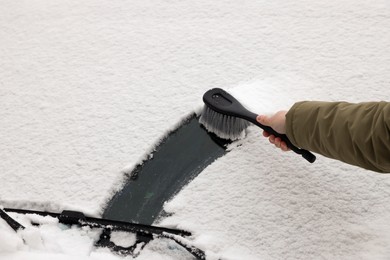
[199,88,255,140]
[201,88,253,119]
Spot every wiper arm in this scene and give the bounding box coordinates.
[0,208,25,231]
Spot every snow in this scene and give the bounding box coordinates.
[1,0,390,259]
[110,231,137,248]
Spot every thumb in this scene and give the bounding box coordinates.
[256,115,271,126]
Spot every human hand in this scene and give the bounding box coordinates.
[256,111,290,151]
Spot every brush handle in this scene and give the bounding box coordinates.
[248,113,316,163]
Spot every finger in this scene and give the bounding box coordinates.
[274,137,282,148]
[280,142,290,151]
[269,135,275,144]
[263,131,270,137]
[256,115,270,126]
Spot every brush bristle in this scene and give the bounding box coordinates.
[199,105,250,140]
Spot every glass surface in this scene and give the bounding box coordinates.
[103,115,229,225]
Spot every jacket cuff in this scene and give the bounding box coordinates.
[285,101,305,148]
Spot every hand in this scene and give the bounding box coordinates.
[256,111,290,152]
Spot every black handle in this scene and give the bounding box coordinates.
[254,121,316,163]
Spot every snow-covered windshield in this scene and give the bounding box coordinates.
[1,1,390,259]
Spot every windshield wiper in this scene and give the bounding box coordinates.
[0,208,25,231]
[3,208,205,260]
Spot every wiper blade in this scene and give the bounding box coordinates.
[3,208,205,260]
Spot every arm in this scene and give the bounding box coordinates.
[260,101,390,173]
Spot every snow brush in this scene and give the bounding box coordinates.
[199,88,316,163]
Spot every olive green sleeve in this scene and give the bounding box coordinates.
[285,101,390,173]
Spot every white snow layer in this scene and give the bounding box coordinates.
[1,0,390,259]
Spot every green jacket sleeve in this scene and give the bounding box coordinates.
[285,101,390,173]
